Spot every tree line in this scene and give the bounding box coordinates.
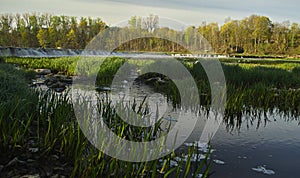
[0,13,107,49]
[199,15,300,55]
[0,13,299,55]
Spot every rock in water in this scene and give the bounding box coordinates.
[20,174,40,178]
[35,69,51,75]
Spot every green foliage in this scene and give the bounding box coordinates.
[4,56,300,130]
[0,63,38,150]
[0,62,211,177]
[5,56,78,75]
[2,55,300,176]
[95,57,127,86]
[37,28,49,48]
[0,13,107,49]
[199,15,300,55]
[1,13,300,56]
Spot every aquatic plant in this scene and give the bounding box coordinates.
[0,62,211,177]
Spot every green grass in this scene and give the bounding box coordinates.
[0,63,38,151]
[3,56,300,127]
[5,56,79,75]
[0,62,211,177]
[2,56,300,176]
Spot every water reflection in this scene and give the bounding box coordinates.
[66,56,300,175]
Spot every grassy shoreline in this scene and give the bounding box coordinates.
[1,56,300,177]
[0,62,211,177]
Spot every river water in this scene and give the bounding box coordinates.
[10,48,299,177]
[191,112,300,178]
[74,79,300,178]
[36,63,299,177]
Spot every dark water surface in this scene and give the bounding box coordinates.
[70,72,300,177]
[188,112,300,178]
[98,79,300,177]
[32,53,299,177]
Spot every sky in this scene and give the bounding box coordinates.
[0,0,299,27]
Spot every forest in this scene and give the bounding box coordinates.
[0,13,299,56]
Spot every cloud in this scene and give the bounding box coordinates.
[81,0,298,14]
[72,0,299,24]
[0,0,299,26]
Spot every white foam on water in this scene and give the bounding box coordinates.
[184,142,194,147]
[237,156,247,159]
[170,160,178,167]
[184,141,214,153]
[185,154,206,162]
[159,159,178,167]
[184,141,208,148]
[173,153,207,162]
[192,173,203,178]
[252,165,275,175]
[213,159,225,165]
